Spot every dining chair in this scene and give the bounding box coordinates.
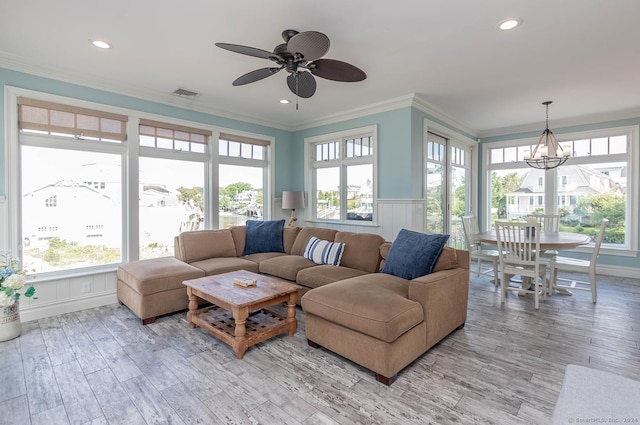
[528,213,561,260]
[528,213,560,232]
[462,215,500,286]
[549,219,609,303]
[495,220,547,309]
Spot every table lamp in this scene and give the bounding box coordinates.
[282,191,305,227]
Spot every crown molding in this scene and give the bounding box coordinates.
[0,53,291,131]
[411,94,478,138]
[478,107,640,139]
[1,54,484,136]
[291,93,416,132]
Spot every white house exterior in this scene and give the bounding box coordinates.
[506,165,620,220]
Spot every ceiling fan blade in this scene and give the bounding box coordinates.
[287,71,316,98]
[287,31,330,61]
[215,43,280,61]
[309,59,367,82]
[232,67,282,86]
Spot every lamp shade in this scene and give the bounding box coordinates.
[282,191,305,210]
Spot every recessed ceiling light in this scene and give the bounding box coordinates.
[279,99,290,104]
[90,39,112,49]
[498,18,521,31]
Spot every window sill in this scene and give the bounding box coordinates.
[30,264,119,283]
[567,246,638,258]
[303,219,380,228]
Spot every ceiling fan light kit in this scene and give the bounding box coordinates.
[216,29,366,108]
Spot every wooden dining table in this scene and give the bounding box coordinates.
[474,230,591,295]
[475,230,591,251]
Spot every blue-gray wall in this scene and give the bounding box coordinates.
[292,107,420,199]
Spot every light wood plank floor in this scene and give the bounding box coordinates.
[1,270,639,425]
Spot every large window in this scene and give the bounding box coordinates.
[485,126,638,250]
[7,91,273,277]
[306,126,376,223]
[218,133,270,229]
[18,97,127,273]
[425,131,473,249]
[138,120,210,259]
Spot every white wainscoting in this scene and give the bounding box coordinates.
[20,271,118,322]
[302,198,425,242]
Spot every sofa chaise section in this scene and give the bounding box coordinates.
[301,246,470,385]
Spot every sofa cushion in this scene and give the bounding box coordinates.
[291,228,339,255]
[381,229,449,280]
[177,229,237,263]
[243,252,288,264]
[303,237,345,266]
[432,246,459,273]
[243,219,285,255]
[379,242,392,269]
[190,257,259,276]
[334,231,385,273]
[301,273,423,343]
[259,255,316,281]
[296,265,369,289]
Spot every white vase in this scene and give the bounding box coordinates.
[0,300,22,342]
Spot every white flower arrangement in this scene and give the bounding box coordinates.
[0,252,36,307]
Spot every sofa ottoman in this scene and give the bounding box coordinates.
[117,256,205,324]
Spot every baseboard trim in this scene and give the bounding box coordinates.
[20,291,118,323]
[597,264,640,279]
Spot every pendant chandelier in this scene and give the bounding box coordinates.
[524,101,570,170]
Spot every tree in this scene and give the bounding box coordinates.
[575,192,625,227]
[491,172,523,218]
[177,186,204,230]
[222,182,253,199]
[451,175,467,218]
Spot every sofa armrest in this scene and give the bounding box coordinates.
[174,236,186,262]
[408,267,469,350]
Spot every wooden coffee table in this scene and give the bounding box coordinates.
[182,270,301,359]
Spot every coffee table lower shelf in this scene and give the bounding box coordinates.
[190,305,293,358]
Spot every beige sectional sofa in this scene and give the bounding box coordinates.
[117,224,469,384]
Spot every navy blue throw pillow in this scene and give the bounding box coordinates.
[381,229,449,280]
[242,219,286,255]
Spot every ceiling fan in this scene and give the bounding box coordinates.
[215,29,366,106]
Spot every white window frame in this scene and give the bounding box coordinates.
[215,129,274,229]
[304,125,377,225]
[482,124,639,256]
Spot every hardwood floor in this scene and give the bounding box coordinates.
[2,271,639,425]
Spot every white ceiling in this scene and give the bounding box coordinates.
[2,0,640,135]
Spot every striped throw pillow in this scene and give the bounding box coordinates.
[303,236,345,266]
